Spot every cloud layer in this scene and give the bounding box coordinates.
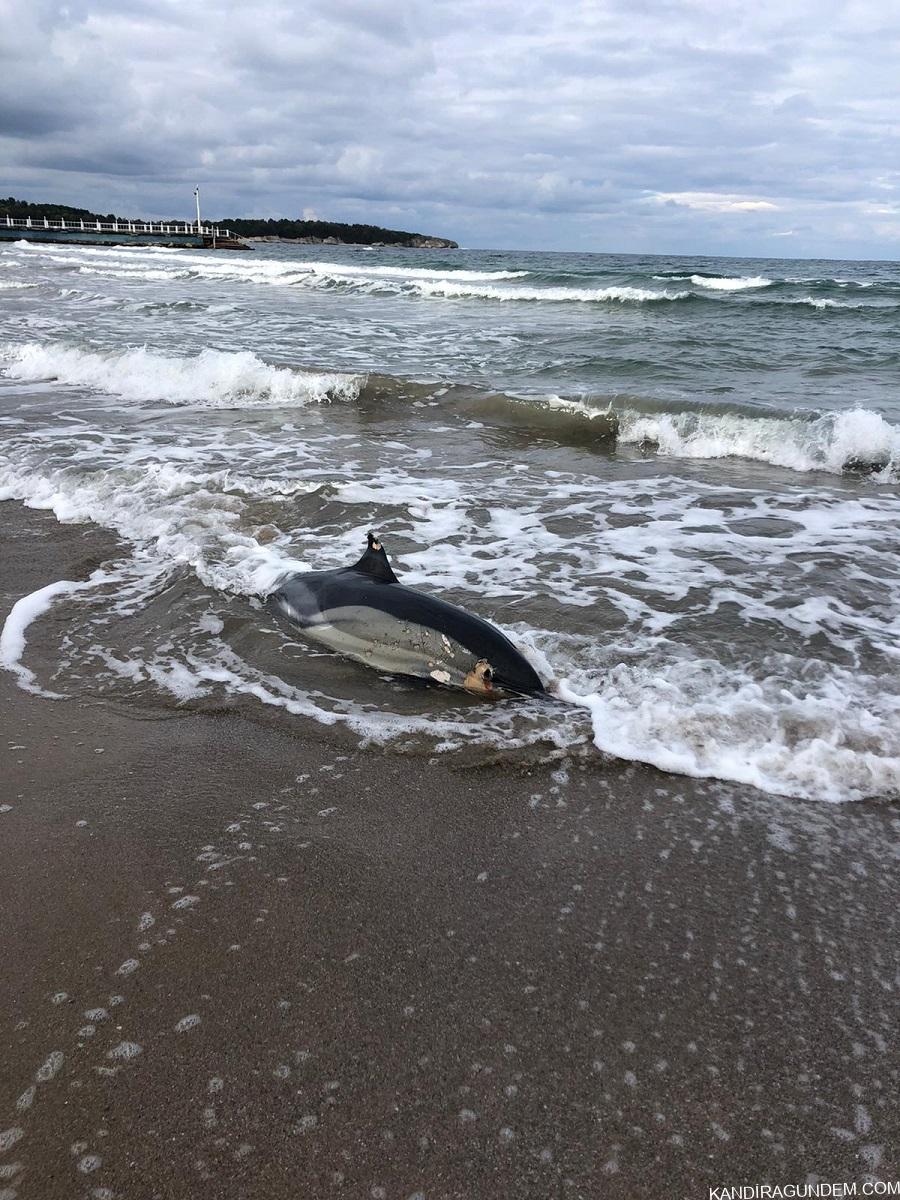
[4,0,899,256]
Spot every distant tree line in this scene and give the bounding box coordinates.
[0,198,437,245]
[217,217,422,244]
[1,196,121,223]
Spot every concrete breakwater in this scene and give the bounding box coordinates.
[1,216,247,250]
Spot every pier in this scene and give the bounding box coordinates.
[0,215,246,250]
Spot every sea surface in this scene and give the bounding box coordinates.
[1,238,898,803]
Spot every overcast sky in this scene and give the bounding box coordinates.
[3,0,898,257]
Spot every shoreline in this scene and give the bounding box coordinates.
[1,499,898,1197]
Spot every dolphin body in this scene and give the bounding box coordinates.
[270,533,545,697]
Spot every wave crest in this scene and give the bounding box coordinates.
[1,342,363,407]
[409,280,689,304]
[616,404,899,478]
[653,274,773,291]
[689,274,773,291]
[296,260,528,283]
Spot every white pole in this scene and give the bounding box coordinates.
[194,186,201,234]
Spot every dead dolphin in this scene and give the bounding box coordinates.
[270,532,545,697]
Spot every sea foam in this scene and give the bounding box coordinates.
[0,573,114,695]
[616,404,899,478]
[653,274,773,290]
[2,343,362,407]
[689,274,773,291]
[0,456,313,597]
[294,261,529,282]
[557,663,900,805]
[408,280,688,304]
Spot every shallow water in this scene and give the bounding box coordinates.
[1,238,898,802]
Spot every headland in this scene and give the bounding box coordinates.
[0,198,458,251]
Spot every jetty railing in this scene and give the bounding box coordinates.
[3,215,234,238]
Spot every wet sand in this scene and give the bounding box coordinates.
[1,502,898,1199]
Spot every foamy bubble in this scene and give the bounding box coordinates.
[107,1041,142,1059]
[797,296,862,310]
[35,1051,64,1082]
[0,1129,24,1153]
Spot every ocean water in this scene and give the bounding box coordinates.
[1,237,898,803]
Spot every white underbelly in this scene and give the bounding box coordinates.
[294,604,474,686]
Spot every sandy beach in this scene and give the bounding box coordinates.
[5,0,900,1188]
[2,499,897,1198]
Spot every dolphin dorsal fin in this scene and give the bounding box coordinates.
[350,531,398,583]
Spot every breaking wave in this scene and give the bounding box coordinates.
[450,388,898,478]
[408,281,689,304]
[12,243,899,314]
[295,260,529,283]
[689,274,773,291]
[1,342,363,407]
[615,403,899,478]
[654,274,774,291]
[364,377,899,479]
[794,296,869,311]
[3,338,896,479]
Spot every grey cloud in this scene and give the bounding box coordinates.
[0,103,80,138]
[3,0,899,256]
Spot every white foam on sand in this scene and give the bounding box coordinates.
[556,663,900,805]
[0,573,113,696]
[0,455,313,597]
